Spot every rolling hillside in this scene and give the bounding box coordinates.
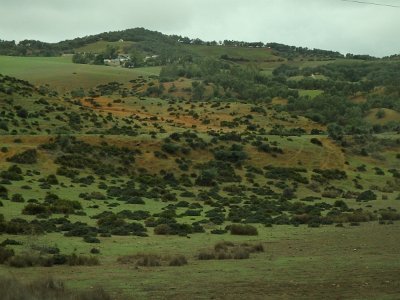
[0,28,399,299]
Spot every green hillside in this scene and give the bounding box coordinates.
[0,55,161,92]
[0,28,399,299]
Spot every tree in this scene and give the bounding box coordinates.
[127,49,144,68]
[327,123,343,141]
[192,81,205,100]
[375,109,386,119]
[104,45,118,59]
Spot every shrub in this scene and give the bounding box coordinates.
[310,138,323,146]
[137,254,161,267]
[264,166,308,184]
[0,239,22,247]
[0,247,15,264]
[90,248,100,254]
[52,254,68,265]
[11,193,25,203]
[7,253,40,268]
[334,200,349,210]
[229,224,258,236]
[0,185,8,199]
[83,236,100,243]
[357,190,377,201]
[22,203,49,215]
[162,143,180,154]
[210,229,227,235]
[7,149,37,164]
[232,248,250,260]
[214,241,235,252]
[31,244,60,255]
[247,243,264,253]
[380,210,400,221]
[118,254,161,267]
[154,224,171,235]
[169,255,188,266]
[197,251,216,260]
[215,251,232,260]
[67,253,99,266]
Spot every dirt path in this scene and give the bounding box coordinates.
[320,137,345,169]
[285,139,305,167]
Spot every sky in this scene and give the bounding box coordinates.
[0,0,399,56]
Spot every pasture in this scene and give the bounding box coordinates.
[0,55,161,92]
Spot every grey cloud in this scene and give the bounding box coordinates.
[0,0,399,56]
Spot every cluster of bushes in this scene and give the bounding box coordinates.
[96,213,148,237]
[117,253,188,267]
[213,144,248,164]
[0,216,50,235]
[197,241,264,260]
[0,247,99,268]
[0,165,24,182]
[41,136,137,177]
[313,168,347,181]
[7,149,38,164]
[195,160,242,186]
[264,166,309,184]
[153,222,196,236]
[255,142,284,154]
[22,196,83,216]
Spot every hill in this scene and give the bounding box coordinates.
[0,28,400,299]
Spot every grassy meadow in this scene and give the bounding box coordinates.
[0,55,161,92]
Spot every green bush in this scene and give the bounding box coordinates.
[0,247,15,264]
[0,185,8,199]
[11,193,25,203]
[197,251,216,260]
[7,149,38,164]
[169,255,188,266]
[229,224,258,236]
[380,210,400,221]
[232,248,250,260]
[7,253,41,268]
[357,190,377,201]
[154,224,171,235]
[22,203,49,215]
[67,253,99,266]
[83,236,100,243]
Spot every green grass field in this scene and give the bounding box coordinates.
[75,41,136,53]
[0,55,161,92]
[182,44,277,61]
[0,223,399,299]
[298,89,324,98]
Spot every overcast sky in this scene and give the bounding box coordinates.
[0,0,399,56]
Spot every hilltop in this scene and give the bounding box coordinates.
[0,27,371,60]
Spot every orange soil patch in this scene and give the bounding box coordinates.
[80,97,238,133]
[0,135,52,162]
